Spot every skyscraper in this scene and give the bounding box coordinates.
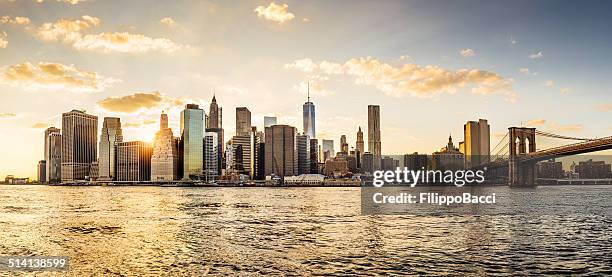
[117,141,152,181]
[181,104,204,180]
[309,138,319,174]
[265,125,297,177]
[296,133,310,175]
[303,84,316,138]
[61,110,97,182]
[44,127,61,182]
[207,94,222,129]
[368,105,381,170]
[228,134,253,178]
[340,135,349,154]
[98,117,123,181]
[321,139,334,161]
[203,131,219,182]
[236,107,251,137]
[356,126,364,156]
[152,112,179,181]
[37,160,46,182]
[463,119,490,167]
[264,116,277,128]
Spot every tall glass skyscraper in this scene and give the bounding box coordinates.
[181,104,204,180]
[98,117,122,181]
[303,86,316,139]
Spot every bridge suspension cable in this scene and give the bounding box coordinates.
[534,130,595,141]
[490,131,509,155]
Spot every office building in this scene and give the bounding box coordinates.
[368,105,381,170]
[303,85,316,138]
[362,152,374,174]
[98,117,123,181]
[236,107,251,137]
[37,160,46,182]
[432,135,464,171]
[207,94,222,129]
[203,131,219,182]
[322,139,334,161]
[309,138,319,174]
[404,152,429,170]
[117,141,152,181]
[205,127,224,176]
[44,127,61,182]
[340,135,349,154]
[575,159,612,179]
[356,126,364,158]
[464,119,490,167]
[264,116,277,128]
[324,158,348,178]
[537,159,563,179]
[61,110,98,181]
[151,112,180,181]
[181,104,204,180]
[265,125,297,177]
[228,134,254,178]
[297,133,310,175]
[381,156,399,171]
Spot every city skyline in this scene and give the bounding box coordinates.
[1,0,612,178]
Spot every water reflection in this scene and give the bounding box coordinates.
[0,185,610,275]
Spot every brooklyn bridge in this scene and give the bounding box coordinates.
[477,127,612,186]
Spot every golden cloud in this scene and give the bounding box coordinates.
[0,112,17,118]
[0,31,7,48]
[35,0,87,4]
[36,16,184,53]
[0,16,31,25]
[254,2,295,24]
[123,119,157,128]
[0,61,115,92]
[596,103,612,112]
[98,92,165,113]
[160,17,177,27]
[549,123,583,132]
[31,122,48,129]
[527,119,546,126]
[286,57,515,101]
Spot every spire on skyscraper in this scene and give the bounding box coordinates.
[307,81,310,102]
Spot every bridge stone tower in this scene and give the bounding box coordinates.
[508,127,537,186]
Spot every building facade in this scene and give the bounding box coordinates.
[356,126,364,159]
[303,91,316,139]
[264,125,297,177]
[321,139,334,161]
[432,135,464,171]
[264,116,277,128]
[98,117,123,181]
[117,141,152,181]
[368,105,381,170]
[464,119,490,168]
[61,110,98,182]
[151,112,180,181]
[44,127,61,182]
[236,107,251,137]
[181,104,204,180]
[37,160,46,182]
[297,133,310,175]
[203,131,219,182]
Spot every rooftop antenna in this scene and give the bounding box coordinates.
[307,81,310,102]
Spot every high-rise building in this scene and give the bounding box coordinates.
[368,105,381,170]
[181,104,204,180]
[44,127,61,182]
[117,141,152,181]
[228,134,254,178]
[265,125,297,177]
[381,156,399,171]
[255,142,266,180]
[296,133,310,175]
[203,131,219,182]
[322,139,334,161]
[463,119,490,167]
[404,152,429,170]
[98,117,123,181]
[236,107,251,137]
[152,112,180,181]
[37,160,46,182]
[205,127,224,176]
[61,110,97,182]
[340,135,349,154]
[356,126,364,158]
[303,84,316,138]
[432,135,464,171]
[309,138,319,174]
[207,94,222,129]
[264,116,277,128]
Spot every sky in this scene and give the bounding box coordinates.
[0,0,611,178]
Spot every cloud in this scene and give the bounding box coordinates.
[97,91,187,114]
[160,17,177,27]
[254,2,295,24]
[459,48,476,57]
[302,18,310,22]
[0,112,17,118]
[519,68,530,75]
[123,119,157,128]
[544,80,554,87]
[285,57,515,101]
[31,122,48,129]
[0,32,6,48]
[0,61,116,92]
[0,16,31,25]
[560,87,571,94]
[550,123,582,132]
[35,0,86,4]
[529,51,543,59]
[596,103,612,112]
[294,80,331,97]
[510,36,517,45]
[36,16,184,53]
[527,119,546,126]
